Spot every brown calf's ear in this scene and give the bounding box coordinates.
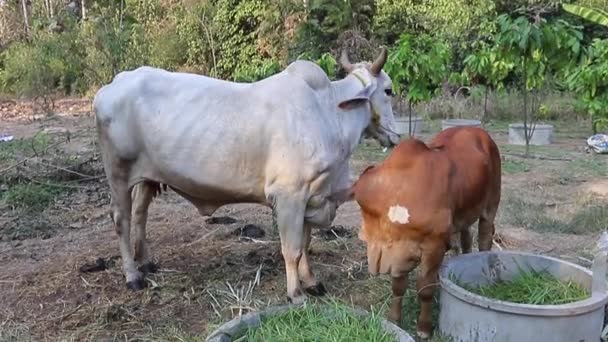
[360,164,375,175]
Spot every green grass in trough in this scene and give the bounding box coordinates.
[457,270,590,305]
[241,299,397,342]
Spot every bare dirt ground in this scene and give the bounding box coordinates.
[1,99,606,341]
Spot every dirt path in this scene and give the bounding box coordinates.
[0,102,604,340]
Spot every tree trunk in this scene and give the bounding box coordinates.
[20,0,29,35]
[483,85,489,127]
[522,57,530,157]
[408,101,413,137]
[592,115,598,135]
[82,0,87,20]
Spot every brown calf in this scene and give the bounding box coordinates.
[351,126,501,338]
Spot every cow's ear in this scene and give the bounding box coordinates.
[329,187,355,203]
[338,96,369,110]
[338,84,375,110]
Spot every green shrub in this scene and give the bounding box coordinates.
[233,59,281,82]
[2,183,67,212]
[0,29,86,96]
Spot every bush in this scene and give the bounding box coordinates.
[289,0,374,61]
[0,28,86,96]
[233,59,281,82]
[212,0,272,79]
[374,0,496,67]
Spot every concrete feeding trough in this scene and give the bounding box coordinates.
[438,251,608,342]
[394,115,425,136]
[508,123,554,145]
[205,304,415,342]
[441,119,481,131]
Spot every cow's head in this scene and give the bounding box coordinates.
[338,48,400,148]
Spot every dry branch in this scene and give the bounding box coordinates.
[503,152,573,161]
[0,129,89,174]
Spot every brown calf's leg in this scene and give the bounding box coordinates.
[110,179,144,290]
[388,274,408,324]
[479,187,500,251]
[459,226,472,254]
[298,223,326,296]
[416,243,447,339]
[477,217,495,251]
[132,182,157,274]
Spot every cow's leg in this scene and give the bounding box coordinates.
[459,226,472,254]
[298,223,326,296]
[416,242,446,339]
[109,178,144,290]
[132,182,157,274]
[274,194,307,304]
[388,274,408,324]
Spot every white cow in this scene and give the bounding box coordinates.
[93,48,400,303]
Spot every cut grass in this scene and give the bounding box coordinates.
[455,269,590,305]
[242,298,397,342]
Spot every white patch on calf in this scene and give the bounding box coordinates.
[387,205,410,224]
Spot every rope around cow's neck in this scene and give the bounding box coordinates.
[350,71,401,141]
[350,71,381,124]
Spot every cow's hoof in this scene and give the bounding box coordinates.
[126,278,147,291]
[287,289,307,305]
[416,330,431,341]
[304,282,327,297]
[387,310,401,324]
[138,262,158,274]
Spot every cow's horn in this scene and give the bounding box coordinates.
[370,47,387,76]
[340,49,354,73]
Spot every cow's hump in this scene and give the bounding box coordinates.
[285,60,331,91]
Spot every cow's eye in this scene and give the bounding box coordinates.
[385,88,393,96]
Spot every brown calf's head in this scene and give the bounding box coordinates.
[359,213,421,277]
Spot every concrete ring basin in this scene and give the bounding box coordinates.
[438,250,608,342]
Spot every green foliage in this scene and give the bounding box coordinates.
[173,2,218,74]
[2,183,67,212]
[565,38,608,132]
[461,13,583,147]
[0,133,51,162]
[373,0,421,45]
[297,51,338,79]
[233,59,281,82]
[316,52,338,80]
[493,15,583,130]
[290,0,374,61]
[373,0,496,69]
[77,2,142,88]
[384,33,451,105]
[0,0,601,104]
[563,3,608,27]
[0,26,86,96]
[212,0,267,78]
[463,44,513,90]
